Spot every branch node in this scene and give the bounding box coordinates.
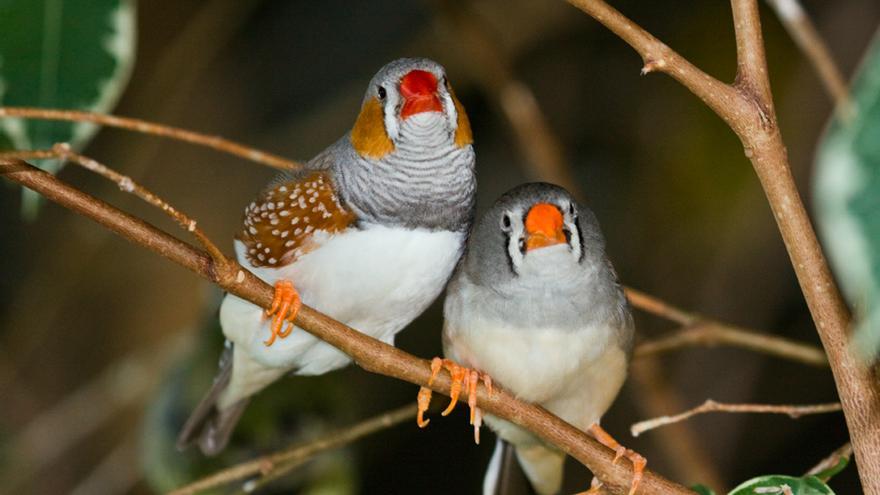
[641,58,666,75]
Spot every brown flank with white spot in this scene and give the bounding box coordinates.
[238,172,356,268]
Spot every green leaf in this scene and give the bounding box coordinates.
[692,483,718,495]
[814,29,880,361]
[0,0,137,217]
[810,455,850,483]
[729,475,835,495]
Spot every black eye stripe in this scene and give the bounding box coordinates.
[575,218,586,262]
[502,236,518,276]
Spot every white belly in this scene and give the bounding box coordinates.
[444,318,628,430]
[221,224,465,374]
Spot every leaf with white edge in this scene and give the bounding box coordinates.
[814,29,880,361]
[729,475,834,495]
[0,0,137,218]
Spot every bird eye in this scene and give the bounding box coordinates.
[442,75,449,88]
[377,86,387,100]
[500,213,512,231]
[568,202,576,215]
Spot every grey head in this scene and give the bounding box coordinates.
[456,183,633,342]
[327,57,476,233]
[363,57,464,144]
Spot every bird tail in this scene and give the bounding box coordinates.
[176,343,249,456]
[484,438,565,495]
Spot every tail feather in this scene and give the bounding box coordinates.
[484,437,565,495]
[484,438,542,495]
[176,342,249,456]
[514,442,565,495]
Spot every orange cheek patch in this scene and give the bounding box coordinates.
[449,86,473,147]
[351,97,394,159]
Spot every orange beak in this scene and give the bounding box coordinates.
[524,203,567,251]
[400,70,443,119]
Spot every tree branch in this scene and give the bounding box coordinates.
[625,288,827,366]
[169,404,417,495]
[0,145,229,266]
[634,321,828,367]
[0,106,300,171]
[732,0,775,107]
[563,1,879,490]
[806,442,853,481]
[0,158,692,494]
[764,0,853,118]
[630,399,842,437]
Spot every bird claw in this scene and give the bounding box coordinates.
[415,357,493,444]
[587,424,646,495]
[263,280,301,346]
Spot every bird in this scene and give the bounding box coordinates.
[177,57,477,455]
[416,183,644,495]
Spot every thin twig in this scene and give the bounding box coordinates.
[564,1,876,488]
[1,159,692,495]
[0,146,230,268]
[0,106,300,170]
[628,359,726,491]
[624,287,698,326]
[764,0,853,119]
[630,399,842,437]
[634,321,828,367]
[169,404,416,495]
[806,442,853,480]
[625,288,827,366]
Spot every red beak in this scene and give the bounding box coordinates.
[400,70,443,119]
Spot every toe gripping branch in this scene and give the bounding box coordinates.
[584,424,646,495]
[263,280,301,346]
[416,357,493,444]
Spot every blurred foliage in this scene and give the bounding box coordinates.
[694,455,848,495]
[728,475,834,495]
[0,0,136,217]
[693,483,718,495]
[141,318,358,494]
[814,28,880,362]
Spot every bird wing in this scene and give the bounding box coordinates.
[237,165,356,268]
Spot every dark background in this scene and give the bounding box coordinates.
[1,0,878,493]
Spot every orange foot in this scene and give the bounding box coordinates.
[263,280,301,346]
[587,424,646,495]
[416,357,493,444]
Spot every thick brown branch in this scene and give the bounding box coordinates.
[563,1,879,490]
[0,106,300,171]
[631,399,842,437]
[0,159,692,494]
[564,0,746,133]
